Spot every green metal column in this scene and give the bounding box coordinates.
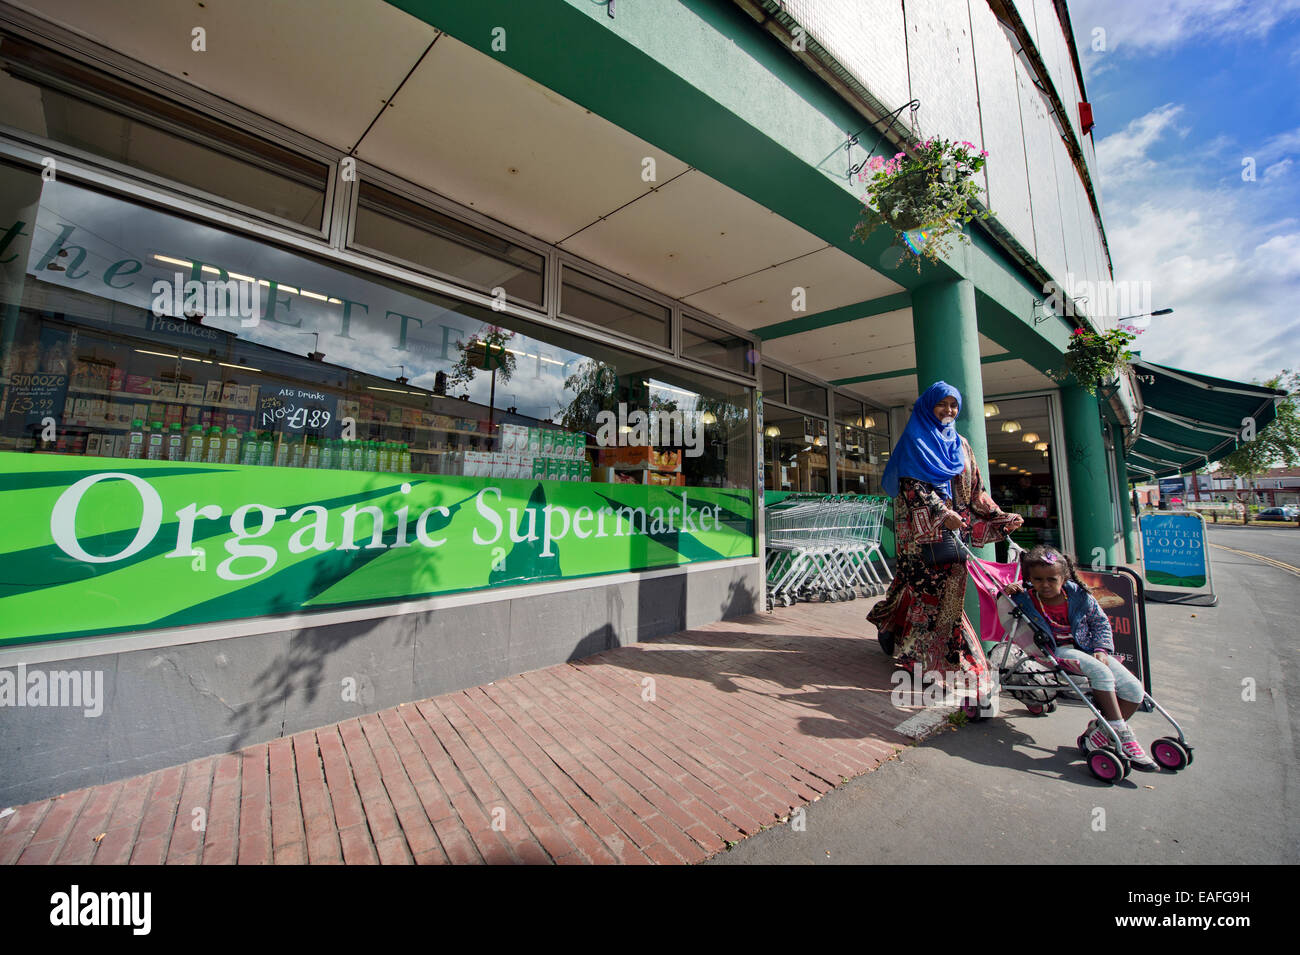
[912,279,988,476]
[912,279,988,631]
[1112,423,1137,564]
[1062,385,1120,566]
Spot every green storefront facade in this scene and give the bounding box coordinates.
[0,0,1145,803]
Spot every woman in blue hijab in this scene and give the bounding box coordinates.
[868,382,1022,693]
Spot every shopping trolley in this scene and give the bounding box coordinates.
[764,495,892,610]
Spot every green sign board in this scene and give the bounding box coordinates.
[0,452,755,645]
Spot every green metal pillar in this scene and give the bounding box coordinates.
[1112,423,1137,564]
[912,279,988,475]
[912,279,988,630]
[1062,384,1120,566]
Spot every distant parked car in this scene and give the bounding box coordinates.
[1257,507,1295,522]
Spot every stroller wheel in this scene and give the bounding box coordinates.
[963,703,983,722]
[1151,737,1190,772]
[1077,734,1089,756]
[1088,749,1123,784]
[1045,701,1057,713]
[1026,703,1045,716]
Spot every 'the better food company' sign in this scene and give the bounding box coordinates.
[0,453,754,645]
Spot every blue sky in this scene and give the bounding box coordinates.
[1069,0,1300,384]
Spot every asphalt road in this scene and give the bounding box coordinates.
[708,525,1299,864]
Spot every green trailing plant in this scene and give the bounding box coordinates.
[1058,326,1136,395]
[447,324,517,394]
[852,138,994,268]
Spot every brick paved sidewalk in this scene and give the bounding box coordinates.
[1,599,915,865]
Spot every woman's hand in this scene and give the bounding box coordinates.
[942,510,967,532]
[1000,581,1025,596]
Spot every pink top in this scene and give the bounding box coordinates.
[1033,595,1073,643]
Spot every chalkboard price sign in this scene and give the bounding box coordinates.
[259,387,336,436]
[6,372,69,428]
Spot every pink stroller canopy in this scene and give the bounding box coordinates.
[966,555,1022,645]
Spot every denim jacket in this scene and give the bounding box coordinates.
[1014,580,1114,654]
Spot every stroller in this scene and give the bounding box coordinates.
[960,538,1195,784]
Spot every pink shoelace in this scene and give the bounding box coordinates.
[1122,739,1150,760]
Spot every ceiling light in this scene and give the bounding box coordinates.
[1034,442,1048,451]
[764,425,781,437]
[861,415,876,429]
[701,411,717,425]
[1001,421,1021,433]
[984,403,999,418]
[1021,432,1040,443]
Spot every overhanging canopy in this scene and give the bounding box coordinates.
[1126,360,1285,478]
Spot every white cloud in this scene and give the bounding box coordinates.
[1096,106,1300,380]
[1072,0,1300,78]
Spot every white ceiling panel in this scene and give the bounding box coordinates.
[13,0,435,151]
[357,32,690,245]
[559,169,828,299]
[683,244,903,330]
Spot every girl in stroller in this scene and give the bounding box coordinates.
[1001,546,1158,771]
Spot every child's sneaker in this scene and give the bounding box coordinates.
[1083,723,1114,753]
[1118,729,1159,771]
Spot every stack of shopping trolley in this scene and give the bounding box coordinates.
[764,494,893,611]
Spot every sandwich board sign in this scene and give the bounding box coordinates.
[1139,511,1217,606]
[1077,567,1151,694]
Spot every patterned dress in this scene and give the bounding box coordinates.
[867,437,1021,690]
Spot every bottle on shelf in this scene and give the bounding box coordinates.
[305,436,320,469]
[289,435,305,469]
[377,441,391,473]
[205,426,224,464]
[222,426,240,465]
[319,438,335,470]
[126,419,145,460]
[364,440,378,472]
[274,434,290,467]
[400,443,411,473]
[258,431,274,467]
[166,423,184,462]
[240,430,260,466]
[146,421,165,461]
[185,424,205,462]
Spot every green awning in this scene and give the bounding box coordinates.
[1126,360,1285,478]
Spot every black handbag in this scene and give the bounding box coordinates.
[918,530,965,565]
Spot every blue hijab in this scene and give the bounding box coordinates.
[881,381,966,499]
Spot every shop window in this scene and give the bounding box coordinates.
[0,159,756,643]
[761,366,785,403]
[0,161,751,491]
[786,373,828,416]
[351,181,545,309]
[559,266,671,349]
[0,33,329,229]
[681,314,754,375]
[762,409,828,493]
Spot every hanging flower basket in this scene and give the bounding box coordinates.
[1056,327,1136,395]
[852,138,993,268]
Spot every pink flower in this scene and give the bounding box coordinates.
[868,156,886,171]
[894,152,906,160]
[980,150,989,157]
[1072,328,1086,336]
[960,141,976,150]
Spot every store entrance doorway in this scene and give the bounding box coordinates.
[983,394,1068,561]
